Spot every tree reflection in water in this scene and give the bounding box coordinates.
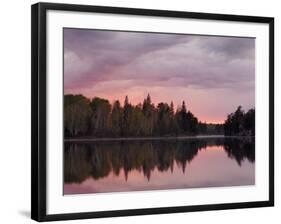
[64,138,255,184]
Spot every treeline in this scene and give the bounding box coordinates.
[198,123,224,135]
[64,94,223,137]
[224,106,255,136]
[64,94,254,138]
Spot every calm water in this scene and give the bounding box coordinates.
[64,137,255,194]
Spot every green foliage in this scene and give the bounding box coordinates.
[64,94,91,136]
[89,97,111,136]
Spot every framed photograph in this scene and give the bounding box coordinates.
[31,2,274,222]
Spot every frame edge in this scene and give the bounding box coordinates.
[31,3,40,221]
[31,2,48,222]
[37,2,273,23]
[268,17,274,206]
[31,2,275,221]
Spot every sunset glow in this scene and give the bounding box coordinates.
[64,28,255,123]
[64,144,255,194]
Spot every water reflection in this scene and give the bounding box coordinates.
[64,137,255,194]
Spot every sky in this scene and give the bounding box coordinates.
[64,28,255,123]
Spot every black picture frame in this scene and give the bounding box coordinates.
[31,2,274,222]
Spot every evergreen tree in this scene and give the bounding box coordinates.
[224,106,255,136]
[111,100,123,136]
[122,95,132,136]
[89,97,111,136]
[63,94,242,138]
[176,101,188,133]
[157,103,171,135]
[142,94,155,136]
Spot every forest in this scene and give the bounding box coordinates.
[64,94,254,138]
[224,106,255,136]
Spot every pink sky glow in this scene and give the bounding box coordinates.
[64,145,255,194]
[64,28,255,123]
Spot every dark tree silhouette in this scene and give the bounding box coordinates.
[64,138,255,183]
[64,94,91,136]
[224,106,255,136]
[111,100,123,136]
[64,94,253,138]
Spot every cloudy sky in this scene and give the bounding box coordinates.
[64,28,255,123]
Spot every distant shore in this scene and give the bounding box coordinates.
[64,135,254,142]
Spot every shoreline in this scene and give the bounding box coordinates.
[64,135,254,142]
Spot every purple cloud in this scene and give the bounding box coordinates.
[64,28,255,122]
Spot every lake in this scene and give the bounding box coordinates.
[64,137,255,194]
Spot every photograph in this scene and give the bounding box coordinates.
[63,28,256,195]
[31,2,274,221]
